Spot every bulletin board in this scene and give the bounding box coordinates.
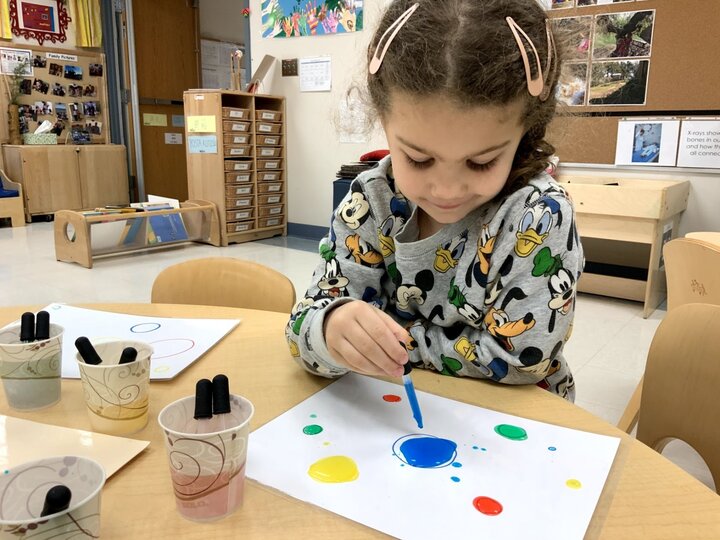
[0,43,109,144]
[546,0,720,165]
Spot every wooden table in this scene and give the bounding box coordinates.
[1,304,719,539]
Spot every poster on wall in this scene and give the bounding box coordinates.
[0,47,32,75]
[9,0,71,45]
[615,119,680,166]
[261,0,363,38]
[677,120,720,169]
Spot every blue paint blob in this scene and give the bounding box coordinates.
[472,445,479,450]
[452,462,462,468]
[481,448,487,452]
[394,435,458,468]
[548,446,557,451]
[451,476,460,482]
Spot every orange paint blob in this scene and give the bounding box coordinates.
[382,394,402,402]
[473,496,503,515]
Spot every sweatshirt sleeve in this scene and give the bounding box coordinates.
[407,190,582,385]
[285,179,392,378]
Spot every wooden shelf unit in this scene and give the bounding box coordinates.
[184,90,287,246]
[54,200,221,268]
[558,176,690,318]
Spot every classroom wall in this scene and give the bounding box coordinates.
[241,1,719,234]
[199,0,244,44]
[246,1,389,230]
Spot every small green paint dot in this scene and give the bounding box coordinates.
[303,424,323,435]
[472,445,479,450]
[2,470,8,475]
[494,424,528,441]
[310,414,317,418]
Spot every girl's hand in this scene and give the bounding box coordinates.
[324,301,410,377]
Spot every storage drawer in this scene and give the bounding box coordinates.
[222,107,250,120]
[258,204,284,217]
[259,193,283,205]
[258,158,283,170]
[223,133,252,145]
[224,160,253,171]
[257,171,283,182]
[225,171,253,183]
[227,220,256,233]
[258,182,283,193]
[258,216,284,228]
[225,184,254,197]
[224,144,252,157]
[257,146,283,158]
[226,196,255,208]
[223,120,251,132]
[256,122,282,134]
[257,134,282,146]
[256,109,283,122]
[226,208,254,222]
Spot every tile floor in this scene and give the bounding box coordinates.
[0,221,715,491]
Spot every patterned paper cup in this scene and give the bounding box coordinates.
[0,456,106,539]
[158,393,254,522]
[75,340,153,436]
[0,323,63,411]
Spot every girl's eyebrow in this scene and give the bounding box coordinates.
[396,136,511,159]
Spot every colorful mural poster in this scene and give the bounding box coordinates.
[261,0,363,38]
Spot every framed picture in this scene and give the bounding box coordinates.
[9,0,71,46]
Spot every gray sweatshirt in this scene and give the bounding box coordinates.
[286,156,583,401]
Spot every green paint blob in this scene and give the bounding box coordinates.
[303,424,323,435]
[310,414,317,418]
[494,424,528,441]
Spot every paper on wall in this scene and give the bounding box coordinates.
[299,56,331,92]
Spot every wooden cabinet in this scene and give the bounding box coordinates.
[2,145,130,221]
[558,176,690,318]
[184,90,287,246]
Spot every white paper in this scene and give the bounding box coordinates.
[147,194,180,209]
[677,120,720,168]
[615,119,680,166]
[7,304,240,380]
[0,48,32,76]
[188,134,218,154]
[248,374,620,540]
[299,57,332,92]
[164,132,183,145]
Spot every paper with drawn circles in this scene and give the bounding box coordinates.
[0,304,240,380]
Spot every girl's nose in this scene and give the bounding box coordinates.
[429,173,468,200]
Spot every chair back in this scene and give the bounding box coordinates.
[636,303,720,492]
[151,257,296,313]
[664,237,720,310]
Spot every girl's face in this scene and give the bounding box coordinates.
[382,91,526,234]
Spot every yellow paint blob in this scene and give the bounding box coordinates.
[308,455,359,483]
[323,442,331,446]
[566,479,582,489]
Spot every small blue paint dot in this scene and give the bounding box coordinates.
[481,448,487,452]
[472,445,479,450]
[400,464,405,467]
[451,476,460,482]
[451,462,462,468]
[548,446,557,451]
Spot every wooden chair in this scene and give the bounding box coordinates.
[618,238,720,433]
[635,303,720,492]
[0,169,25,227]
[151,257,296,313]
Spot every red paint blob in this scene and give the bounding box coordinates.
[473,496,503,515]
[382,394,402,402]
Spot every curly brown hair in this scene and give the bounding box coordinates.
[367,0,562,195]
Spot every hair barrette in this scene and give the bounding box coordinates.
[506,17,556,102]
[369,3,420,75]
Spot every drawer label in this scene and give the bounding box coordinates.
[270,207,282,215]
[262,112,276,120]
[267,196,281,203]
[268,184,281,192]
[258,124,272,132]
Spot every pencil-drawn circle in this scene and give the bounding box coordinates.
[148,338,195,359]
[130,323,161,333]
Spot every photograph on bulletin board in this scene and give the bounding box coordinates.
[577,0,636,6]
[261,0,363,38]
[589,59,649,106]
[553,16,592,61]
[558,62,589,106]
[593,10,654,60]
[615,120,681,166]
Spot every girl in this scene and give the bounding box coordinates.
[286,0,583,401]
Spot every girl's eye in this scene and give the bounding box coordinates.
[467,158,497,172]
[405,154,434,170]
